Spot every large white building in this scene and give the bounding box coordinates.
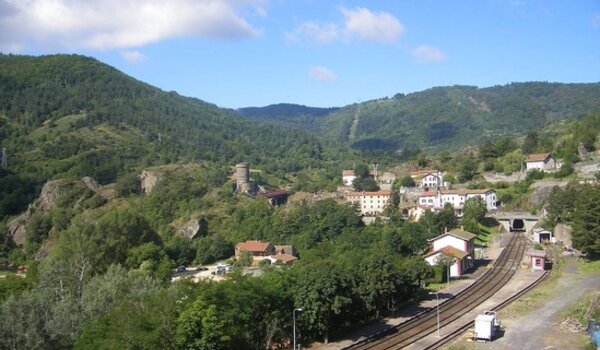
[418,188,498,216]
[345,190,393,216]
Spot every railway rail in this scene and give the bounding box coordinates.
[343,231,528,350]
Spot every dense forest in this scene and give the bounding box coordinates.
[0,54,599,349]
[239,83,600,153]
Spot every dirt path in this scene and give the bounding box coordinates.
[449,258,600,350]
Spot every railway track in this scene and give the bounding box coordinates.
[344,232,528,350]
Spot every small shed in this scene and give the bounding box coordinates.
[474,311,500,341]
[526,249,546,271]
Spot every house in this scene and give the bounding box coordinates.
[525,250,546,271]
[235,240,275,258]
[342,170,356,186]
[345,190,393,216]
[418,189,498,216]
[423,227,477,277]
[526,153,557,172]
[410,169,445,189]
[428,227,476,258]
[265,253,298,266]
[424,246,470,277]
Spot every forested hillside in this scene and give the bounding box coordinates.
[240,83,600,152]
[0,54,355,219]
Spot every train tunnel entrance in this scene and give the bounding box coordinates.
[510,219,525,232]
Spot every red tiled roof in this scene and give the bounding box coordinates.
[526,153,551,162]
[423,245,468,259]
[346,190,393,197]
[410,168,439,176]
[236,240,271,253]
[440,188,494,195]
[342,170,355,176]
[419,191,438,197]
[269,253,297,264]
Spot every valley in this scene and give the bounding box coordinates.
[0,54,599,350]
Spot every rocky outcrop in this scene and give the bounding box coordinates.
[7,180,63,245]
[554,223,573,248]
[139,170,159,195]
[529,180,569,206]
[176,217,208,239]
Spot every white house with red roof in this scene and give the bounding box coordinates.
[342,170,356,186]
[526,153,557,172]
[345,190,393,216]
[424,228,477,277]
[418,188,498,216]
[410,169,445,189]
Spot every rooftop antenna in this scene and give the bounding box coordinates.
[1,147,6,168]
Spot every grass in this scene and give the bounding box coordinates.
[579,259,600,273]
[474,224,498,245]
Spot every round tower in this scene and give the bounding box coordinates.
[235,162,250,192]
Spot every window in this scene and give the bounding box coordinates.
[535,258,542,266]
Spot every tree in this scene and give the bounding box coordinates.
[462,197,487,231]
[571,187,600,259]
[355,255,398,316]
[437,203,458,231]
[176,298,230,350]
[293,261,353,343]
[397,176,415,187]
[521,131,539,154]
[458,158,477,182]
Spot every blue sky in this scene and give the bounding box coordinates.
[1,0,599,108]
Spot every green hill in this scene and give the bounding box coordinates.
[239,83,600,152]
[0,54,347,219]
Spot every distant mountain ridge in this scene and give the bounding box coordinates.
[238,83,600,152]
[237,103,339,119]
[0,54,330,186]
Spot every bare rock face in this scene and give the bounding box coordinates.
[554,223,573,248]
[139,170,159,195]
[8,180,63,245]
[7,210,31,246]
[37,180,63,211]
[529,180,568,206]
[176,217,208,240]
[81,176,99,192]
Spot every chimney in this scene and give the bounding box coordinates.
[444,226,448,233]
[460,225,464,231]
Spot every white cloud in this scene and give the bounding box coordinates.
[340,7,404,43]
[286,7,404,44]
[411,45,447,63]
[286,22,338,43]
[308,66,337,83]
[0,0,263,52]
[121,50,146,63]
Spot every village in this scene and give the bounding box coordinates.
[173,151,572,285]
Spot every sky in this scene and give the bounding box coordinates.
[1,0,600,108]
